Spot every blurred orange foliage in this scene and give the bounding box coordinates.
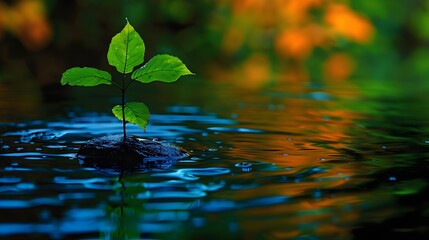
[323,52,355,81]
[222,0,374,57]
[222,26,245,54]
[0,0,51,51]
[280,0,323,24]
[325,3,373,43]
[240,53,271,87]
[276,29,312,60]
[213,0,374,84]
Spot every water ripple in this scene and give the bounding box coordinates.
[0,152,75,158]
[53,177,112,190]
[207,127,263,133]
[0,177,21,183]
[192,195,289,212]
[0,198,61,209]
[138,190,207,199]
[152,167,231,180]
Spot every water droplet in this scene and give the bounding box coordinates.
[207,148,217,152]
[17,183,35,190]
[234,162,252,172]
[282,153,288,156]
[192,217,205,228]
[238,103,246,108]
[39,209,51,221]
[234,162,252,168]
[287,137,293,141]
[309,91,331,100]
[389,176,396,181]
[313,190,322,198]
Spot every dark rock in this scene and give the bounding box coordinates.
[77,135,188,171]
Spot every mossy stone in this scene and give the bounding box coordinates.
[77,135,188,171]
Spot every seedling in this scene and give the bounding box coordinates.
[61,20,193,138]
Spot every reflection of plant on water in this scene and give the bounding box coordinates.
[103,175,208,239]
[103,179,141,239]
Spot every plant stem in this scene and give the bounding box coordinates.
[121,74,127,139]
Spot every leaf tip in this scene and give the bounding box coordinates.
[187,70,196,75]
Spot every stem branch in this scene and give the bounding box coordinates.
[121,74,127,139]
[111,81,122,90]
[124,79,137,91]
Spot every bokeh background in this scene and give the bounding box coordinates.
[1,0,429,118]
[1,1,429,239]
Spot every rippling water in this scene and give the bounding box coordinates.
[1,81,428,239]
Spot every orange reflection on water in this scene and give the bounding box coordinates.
[209,80,364,183]
[233,194,362,239]
[232,187,402,239]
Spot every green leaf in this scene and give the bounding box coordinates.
[107,20,145,74]
[60,67,112,86]
[131,54,193,83]
[112,102,150,130]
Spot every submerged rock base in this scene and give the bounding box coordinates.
[77,135,188,171]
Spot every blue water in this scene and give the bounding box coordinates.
[1,81,428,239]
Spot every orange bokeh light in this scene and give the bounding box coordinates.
[325,3,374,43]
[276,28,314,60]
[324,53,355,81]
[280,0,323,24]
[212,0,375,84]
[0,0,52,51]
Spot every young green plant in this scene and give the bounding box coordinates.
[60,20,193,139]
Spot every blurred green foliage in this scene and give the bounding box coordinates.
[1,0,429,89]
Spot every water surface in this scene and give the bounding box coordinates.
[1,80,428,239]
